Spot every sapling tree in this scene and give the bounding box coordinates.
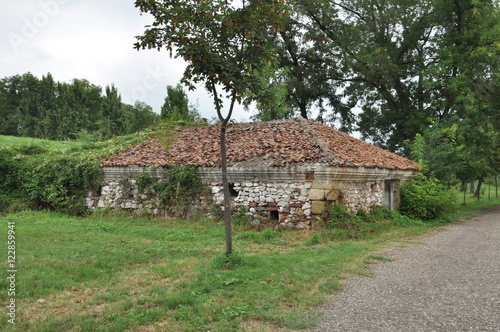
[134,0,286,254]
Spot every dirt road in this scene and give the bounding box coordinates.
[308,207,500,331]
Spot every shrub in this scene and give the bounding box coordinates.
[400,173,456,220]
[1,131,157,214]
[15,144,48,155]
[24,156,102,214]
[324,204,363,232]
[135,172,156,194]
[369,206,396,220]
[154,166,202,206]
[134,166,203,216]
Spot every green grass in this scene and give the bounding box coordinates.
[0,130,154,163]
[0,135,84,150]
[453,187,500,220]
[2,193,498,332]
[0,209,433,332]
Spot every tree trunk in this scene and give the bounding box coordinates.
[219,122,232,255]
[488,176,491,200]
[299,102,308,119]
[469,181,475,194]
[462,181,466,205]
[496,175,498,198]
[213,81,235,256]
[475,178,483,200]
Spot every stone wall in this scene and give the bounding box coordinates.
[209,179,389,228]
[88,165,414,229]
[86,178,209,219]
[210,180,312,229]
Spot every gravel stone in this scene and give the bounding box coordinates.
[307,207,500,332]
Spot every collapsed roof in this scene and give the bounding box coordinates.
[101,118,418,170]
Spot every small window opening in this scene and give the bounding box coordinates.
[228,183,238,197]
[269,210,279,221]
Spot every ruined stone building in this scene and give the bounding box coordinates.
[89,118,418,228]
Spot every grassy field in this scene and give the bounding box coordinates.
[0,135,83,150]
[1,191,499,332]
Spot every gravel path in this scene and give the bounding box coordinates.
[307,207,500,332]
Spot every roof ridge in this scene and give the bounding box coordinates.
[296,117,340,165]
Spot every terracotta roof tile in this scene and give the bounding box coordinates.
[101,118,418,170]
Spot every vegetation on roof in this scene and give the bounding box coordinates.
[103,118,418,170]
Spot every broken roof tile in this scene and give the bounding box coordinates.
[101,118,418,170]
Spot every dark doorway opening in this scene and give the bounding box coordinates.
[228,183,238,197]
[269,210,279,221]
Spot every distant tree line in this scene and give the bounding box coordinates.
[0,72,160,140]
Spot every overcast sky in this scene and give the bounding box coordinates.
[0,0,254,121]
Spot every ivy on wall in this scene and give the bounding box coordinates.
[0,145,102,215]
[0,130,154,214]
[135,166,204,209]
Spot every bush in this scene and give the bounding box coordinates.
[135,166,203,215]
[24,156,102,214]
[0,143,103,214]
[400,173,456,220]
[324,205,363,231]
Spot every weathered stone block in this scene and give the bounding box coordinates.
[325,190,340,201]
[308,189,325,201]
[312,181,341,190]
[296,222,308,229]
[311,201,326,214]
[277,201,288,207]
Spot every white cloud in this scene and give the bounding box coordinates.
[0,0,253,122]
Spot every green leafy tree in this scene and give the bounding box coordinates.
[65,79,103,136]
[0,73,159,140]
[135,0,287,255]
[99,85,124,138]
[161,84,191,121]
[123,101,159,134]
[270,0,499,152]
[295,0,438,150]
[17,73,40,138]
[243,66,291,121]
[0,75,23,136]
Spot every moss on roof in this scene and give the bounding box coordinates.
[101,118,418,170]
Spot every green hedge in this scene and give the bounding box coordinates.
[400,173,456,220]
[0,146,102,215]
